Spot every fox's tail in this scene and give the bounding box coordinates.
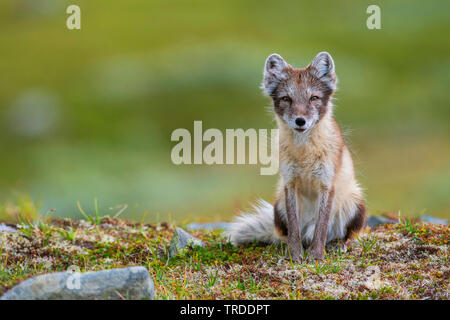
[224,199,281,246]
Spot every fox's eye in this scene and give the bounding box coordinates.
[281,96,291,103]
[310,96,320,102]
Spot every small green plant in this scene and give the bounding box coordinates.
[154,268,165,282]
[307,257,343,275]
[37,220,54,246]
[235,274,245,291]
[358,234,379,253]
[311,261,328,275]
[399,217,419,234]
[77,198,106,225]
[57,227,77,242]
[398,217,429,243]
[357,234,380,268]
[247,274,260,293]
[206,270,218,289]
[16,216,35,238]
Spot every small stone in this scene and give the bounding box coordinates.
[0,224,16,233]
[169,227,204,257]
[366,215,397,228]
[420,215,448,226]
[0,266,154,300]
[185,222,231,231]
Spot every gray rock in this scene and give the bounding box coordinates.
[0,224,16,233]
[169,227,204,257]
[0,266,154,300]
[420,215,448,225]
[366,215,398,228]
[185,222,231,231]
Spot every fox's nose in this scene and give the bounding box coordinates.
[295,117,306,127]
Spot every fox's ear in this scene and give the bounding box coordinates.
[263,53,289,95]
[308,52,336,89]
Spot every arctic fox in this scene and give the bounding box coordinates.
[226,52,366,261]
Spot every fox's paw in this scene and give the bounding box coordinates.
[284,241,304,263]
[283,252,303,263]
[338,239,354,254]
[306,247,326,262]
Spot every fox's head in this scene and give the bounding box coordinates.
[263,52,337,135]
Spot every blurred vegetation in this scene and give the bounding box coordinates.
[0,0,449,222]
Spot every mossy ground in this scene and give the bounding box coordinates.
[0,217,448,300]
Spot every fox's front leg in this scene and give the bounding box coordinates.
[309,188,334,260]
[284,185,304,261]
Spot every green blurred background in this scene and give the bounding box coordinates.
[0,0,449,222]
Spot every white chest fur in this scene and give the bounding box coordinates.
[280,159,334,188]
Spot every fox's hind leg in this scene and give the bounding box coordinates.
[342,200,367,251]
[274,200,288,239]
